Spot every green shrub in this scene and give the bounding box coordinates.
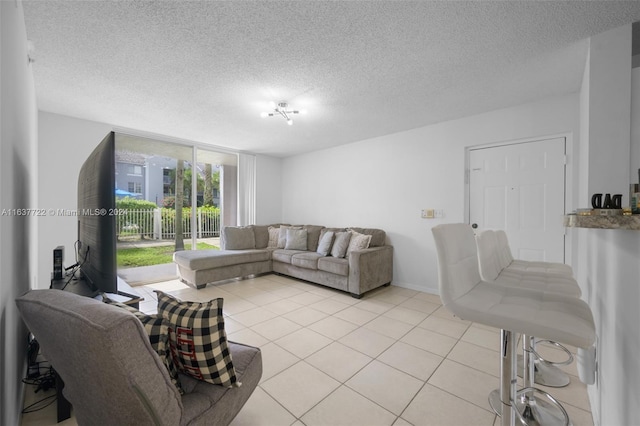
[116,197,157,210]
[115,197,157,238]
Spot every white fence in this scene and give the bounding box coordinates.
[116,208,220,240]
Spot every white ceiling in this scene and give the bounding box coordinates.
[22,1,640,158]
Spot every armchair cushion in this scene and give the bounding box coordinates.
[156,291,239,388]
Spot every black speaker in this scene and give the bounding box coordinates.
[53,246,64,280]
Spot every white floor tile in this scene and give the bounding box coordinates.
[230,306,278,327]
[282,306,328,326]
[346,360,423,415]
[339,327,396,358]
[275,328,333,359]
[301,385,397,426]
[400,327,458,357]
[363,315,414,340]
[229,387,297,426]
[402,383,495,426]
[307,315,359,340]
[305,341,373,382]
[428,359,498,412]
[377,341,443,381]
[259,342,300,381]
[251,316,302,341]
[261,361,340,418]
[383,306,429,326]
[333,305,380,326]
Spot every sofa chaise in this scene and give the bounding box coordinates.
[173,224,393,298]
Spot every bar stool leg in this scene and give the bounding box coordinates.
[514,335,571,426]
[517,339,573,388]
[501,330,517,426]
[489,330,517,425]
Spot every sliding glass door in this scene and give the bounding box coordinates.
[114,133,237,284]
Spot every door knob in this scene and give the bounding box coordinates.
[471,223,478,229]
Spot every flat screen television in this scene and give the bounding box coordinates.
[76,132,117,294]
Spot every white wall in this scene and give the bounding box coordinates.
[572,24,639,426]
[282,94,580,293]
[37,112,112,288]
[0,1,38,424]
[585,25,632,204]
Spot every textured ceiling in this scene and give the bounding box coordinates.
[22,1,640,158]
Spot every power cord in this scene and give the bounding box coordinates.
[21,366,57,414]
[22,336,57,414]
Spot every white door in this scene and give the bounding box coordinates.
[468,137,566,262]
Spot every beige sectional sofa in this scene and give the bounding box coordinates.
[173,224,393,298]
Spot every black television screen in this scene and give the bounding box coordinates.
[77,132,117,294]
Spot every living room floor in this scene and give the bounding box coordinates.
[21,274,594,426]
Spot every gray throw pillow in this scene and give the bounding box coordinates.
[285,228,308,250]
[278,225,302,248]
[330,231,352,258]
[346,230,372,255]
[267,226,280,248]
[223,226,255,250]
[316,231,335,256]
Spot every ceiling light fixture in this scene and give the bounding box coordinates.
[260,102,303,126]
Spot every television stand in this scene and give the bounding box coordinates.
[50,276,143,309]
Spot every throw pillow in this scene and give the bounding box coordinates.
[285,228,308,250]
[346,230,372,256]
[316,231,335,256]
[330,231,352,258]
[277,225,302,248]
[155,291,240,387]
[223,226,255,250]
[267,226,280,248]
[103,299,182,393]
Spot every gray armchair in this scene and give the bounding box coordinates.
[16,289,262,426]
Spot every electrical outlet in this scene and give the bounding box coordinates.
[434,209,444,218]
[421,209,435,219]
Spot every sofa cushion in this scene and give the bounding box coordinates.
[303,225,325,251]
[330,231,352,258]
[346,230,372,256]
[267,226,280,248]
[174,249,270,270]
[104,300,183,393]
[156,291,239,387]
[285,228,308,250]
[252,225,270,249]
[348,227,386,247]
[316,231,335,256]
[277,225,302,248]
[291,252,324,270]
[318,256,349,276]
[223,226,255,250]
[272,249,306,264]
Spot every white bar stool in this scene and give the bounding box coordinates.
[476,230,579,389]
[494,230,573,277]
[432,224,596,426]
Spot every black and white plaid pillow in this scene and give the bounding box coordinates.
[155,291,239,388]
[104,300,183,393]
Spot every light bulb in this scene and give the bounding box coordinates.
[260,112,268,118]
[287,119,293,126]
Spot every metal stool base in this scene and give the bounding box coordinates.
[489,388,571,426]
[517,354,571,388]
